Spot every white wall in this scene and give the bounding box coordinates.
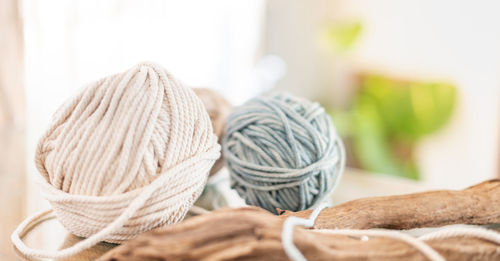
[266,0,500,189]
[23,0,265,177]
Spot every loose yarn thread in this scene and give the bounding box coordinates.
[282,204,500,261]
[11,62,220,259]
[223,94,345,214]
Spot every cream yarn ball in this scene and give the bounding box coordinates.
[12,62,220,259]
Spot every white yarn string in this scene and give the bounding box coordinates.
[419,225,500,243]
[282,205,500,261]
[315,229,445,261]
[282,203,328,261]
[11,63,220,259]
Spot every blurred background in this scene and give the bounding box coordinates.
[1,0,500,258]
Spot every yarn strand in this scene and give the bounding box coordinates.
[282,205,500,261]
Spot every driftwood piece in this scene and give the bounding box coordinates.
[101,180,500,261]
[281,179,500,230]
[193,88,232,176]
[99,208,500,261]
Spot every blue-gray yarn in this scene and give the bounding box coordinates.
[223,93,345,214]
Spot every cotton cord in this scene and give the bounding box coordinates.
[281,203,329,261]
[282,205,500,261]
[11,62,220,259]
[223,94,345,214]
[418,225,500,243]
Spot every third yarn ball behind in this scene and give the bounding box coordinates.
[223,93,345,214]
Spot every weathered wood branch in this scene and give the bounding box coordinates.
[281,179,500,230]
[100,180,500,261]
[99,207,500,261]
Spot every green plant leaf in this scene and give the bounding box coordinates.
[324,21,362,53]
[359,75,456,141]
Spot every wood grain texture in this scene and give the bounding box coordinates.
[100,180,500,261]
[280,179,500,230]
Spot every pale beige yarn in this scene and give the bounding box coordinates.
[12,62,220,259]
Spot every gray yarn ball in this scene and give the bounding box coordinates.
[223,93,345,214]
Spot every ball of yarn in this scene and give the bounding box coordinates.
[35,63,220,243]
[223,94,345,214]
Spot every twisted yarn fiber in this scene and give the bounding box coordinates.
[13,62,220,259]
[223,94,345,214]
